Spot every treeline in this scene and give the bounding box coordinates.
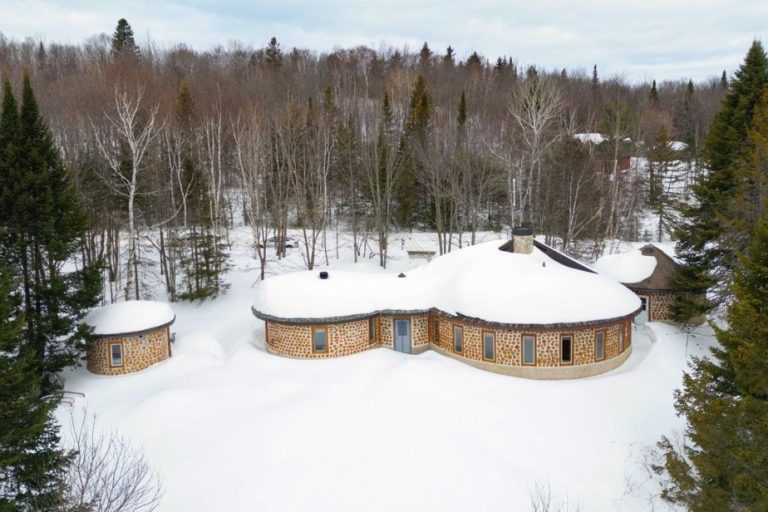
[0,19,727,301]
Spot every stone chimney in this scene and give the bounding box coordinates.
[512,227,534,254]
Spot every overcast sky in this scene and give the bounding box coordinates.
[1,0,765,82]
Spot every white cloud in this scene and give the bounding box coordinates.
[0,0,765,81]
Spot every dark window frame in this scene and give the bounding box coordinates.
[560,334,574,365]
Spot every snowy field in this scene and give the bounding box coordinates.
[58,228,715,511]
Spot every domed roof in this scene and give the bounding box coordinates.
[85,300,175,336]
[252,240,640,326]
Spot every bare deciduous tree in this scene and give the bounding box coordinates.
[64,410,162,512]
[92,85,163,300]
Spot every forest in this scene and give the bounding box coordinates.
[0,19,728,303]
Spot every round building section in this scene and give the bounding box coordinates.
[85,300,175,375]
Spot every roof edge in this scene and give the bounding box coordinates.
[252,306,641,330]
[89,315,176,338]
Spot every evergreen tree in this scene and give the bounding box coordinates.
[673,40,768,318]
[111,18,139,57]
[592,64,599,90]
[647,123,675,241]
[0,75,100,391]
[395,75,432,227]
[0,261,69,510]
[265,37,282,68]
[649,79,659,104]
[657,217,768,509]
[443,46,455,67]
[418,42,432,70]
[466,52,483,70]
[721,69,729,89]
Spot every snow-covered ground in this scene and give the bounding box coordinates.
[58,228,715,511]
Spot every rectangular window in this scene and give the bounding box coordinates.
[522,335,536,365]
[561,335,573,364]
[483,332,495,361]
[619,326,624,353]
[368,317,376,343]
[595,331,605,360]
[312,326,328,353]
[109,343,123,367]
[453,325,463,353]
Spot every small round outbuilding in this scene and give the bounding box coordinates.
[253,232,641,379]
[85,300,175,375]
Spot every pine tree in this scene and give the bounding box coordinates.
[111,18,139,57]
[657,217,768,509]
[0,261,69,509]
[0,75,101,390]
[673,40,768,318]
[721,69,729,89]
[466,52,483,70]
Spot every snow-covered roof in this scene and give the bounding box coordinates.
[669,141,688,151]
[593,249,657,284]
[86,300,176,336]
[253,241,640,326]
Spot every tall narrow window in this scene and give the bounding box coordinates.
[313,326,328,353]
[483,332,495,361]
[110,343,123,367]
[453,325,463,353]
[595,331,605,360]
[560,335,573,364]
[522,335,536,365]
[619,326,624,353]
[368,317,377,343]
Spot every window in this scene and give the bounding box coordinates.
[453,325,463,353]
[109,343,123,367]
[619,326,624,353]
[483,332,495,361]
[368,317,377,343]
[595,331,605,360]
[522,335,536,365]
[312,326,328,353]
[560,335,573,364]
[432,318,439,343]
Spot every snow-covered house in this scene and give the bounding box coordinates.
[85,300,175,375]
[252,229,641,379]
[594,244,696,324]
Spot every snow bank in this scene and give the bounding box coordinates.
[593,249,657,284]
[85,300,175,335]
[574,132,605,144]
[253,241,640,324]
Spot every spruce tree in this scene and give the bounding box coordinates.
[265,37,282,68]
[111,18,139,57]
[647,123,675,241]
[0,261,69,510]
[649,79,659,104]
[673,40,768,318]
[0,75,100,391]
[657,217,768,509]
[443,46,455,67]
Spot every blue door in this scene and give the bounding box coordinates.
[394,319,411,354]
